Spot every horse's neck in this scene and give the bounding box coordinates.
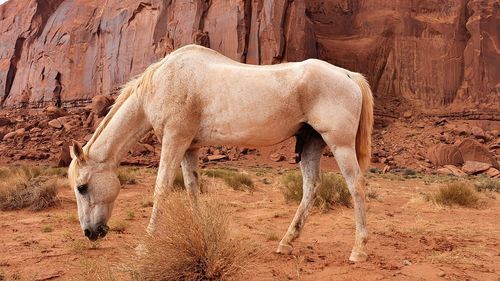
[88,94,152,164]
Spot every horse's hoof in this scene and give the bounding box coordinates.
[349,251,368,262]
[276,243,293,255]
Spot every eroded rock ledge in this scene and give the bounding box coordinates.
[0,0,498,116]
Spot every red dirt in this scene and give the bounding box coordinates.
[0,170,498,280]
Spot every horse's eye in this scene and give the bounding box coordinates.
[77,184,88,194]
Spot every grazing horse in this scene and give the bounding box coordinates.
[68,44,373,262]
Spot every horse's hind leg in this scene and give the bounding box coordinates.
[322,132,368,262]
[181,148,201,200]
[277,134,325,254]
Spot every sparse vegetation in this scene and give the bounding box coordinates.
[203,168,254,191]
[110,220,128,234]
[266,232,279,242]
[474,179,500,192]
[403,168,417,177]
[70,239,102,253]
[41,225,53,233]
[173,171,185,190]
[427,182,480,208]
[79,258,116,281]
[132,192,250,280]
[126,208,135,220]
[141,199,154,208]
[0,166,68,211]
[281,171,351,210]
[367,189,379,200]
[118,168,138,185]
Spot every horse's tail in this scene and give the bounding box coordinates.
[350,72,374,171]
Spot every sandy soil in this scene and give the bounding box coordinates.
[0,168,499,281]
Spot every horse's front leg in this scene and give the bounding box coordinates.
[146,133,191,235]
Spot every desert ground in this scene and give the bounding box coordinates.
[0,165,498,281]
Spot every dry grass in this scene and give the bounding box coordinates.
[41,225,54,233]
[109,220,128,234]
[427,182,480,208]
[79,258,116,281]
[474,178,500,192]
[70,239,102,253]
[203,168,254,191]
[132,192,250,281]
[118,168,138,185]
[173,171,185,190]
[0,166,68,211]
[281,171,351,210]
[126,208,135,220]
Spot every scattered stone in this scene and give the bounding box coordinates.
[83,112,95,128]
[403,111,412,118]
[434,118,447,126]
[143,143,155,153]
[443,165,467,177]
[470,126,487,140]
[207,155,227,161]
[462,161,492,175]
[45,105,66,119]
[403,260,412,266]
[270,153,285,162]
[0,117,11,127]
[57,116,79,131]
[92,95,114,117]
[15,128,25,136]
[485,167,500,178]
[261,178,272,185]
[382,165,391,174]
[3,131,16,140]
[130,143,153,156]
[489,141,500,150]
[48,119,63,129]
[437,167,453,176]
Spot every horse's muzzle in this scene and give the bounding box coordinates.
[84,225,109,241]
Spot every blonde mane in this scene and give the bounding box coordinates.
[83,60,163,155]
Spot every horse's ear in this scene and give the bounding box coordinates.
[70,141,85,162]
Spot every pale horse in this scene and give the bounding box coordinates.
[68,44,374,262]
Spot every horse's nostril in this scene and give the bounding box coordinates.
[84,229,91,237]
[97,225,109,238]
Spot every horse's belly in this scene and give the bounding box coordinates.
[195,118,303,147]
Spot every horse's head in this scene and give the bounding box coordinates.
[68,142,121,241]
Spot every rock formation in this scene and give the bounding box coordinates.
[0,0,498,118]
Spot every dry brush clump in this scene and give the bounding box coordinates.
[474,178,500,192]
[132,193,250,281]
[281,171,351,210]
[203,168,254,191]
[427,182,480,208]
[117,168,139,185]
[0,166,69,211]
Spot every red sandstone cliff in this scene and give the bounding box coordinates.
[0,0,498,117]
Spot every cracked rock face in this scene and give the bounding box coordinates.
[0,0,498,115]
